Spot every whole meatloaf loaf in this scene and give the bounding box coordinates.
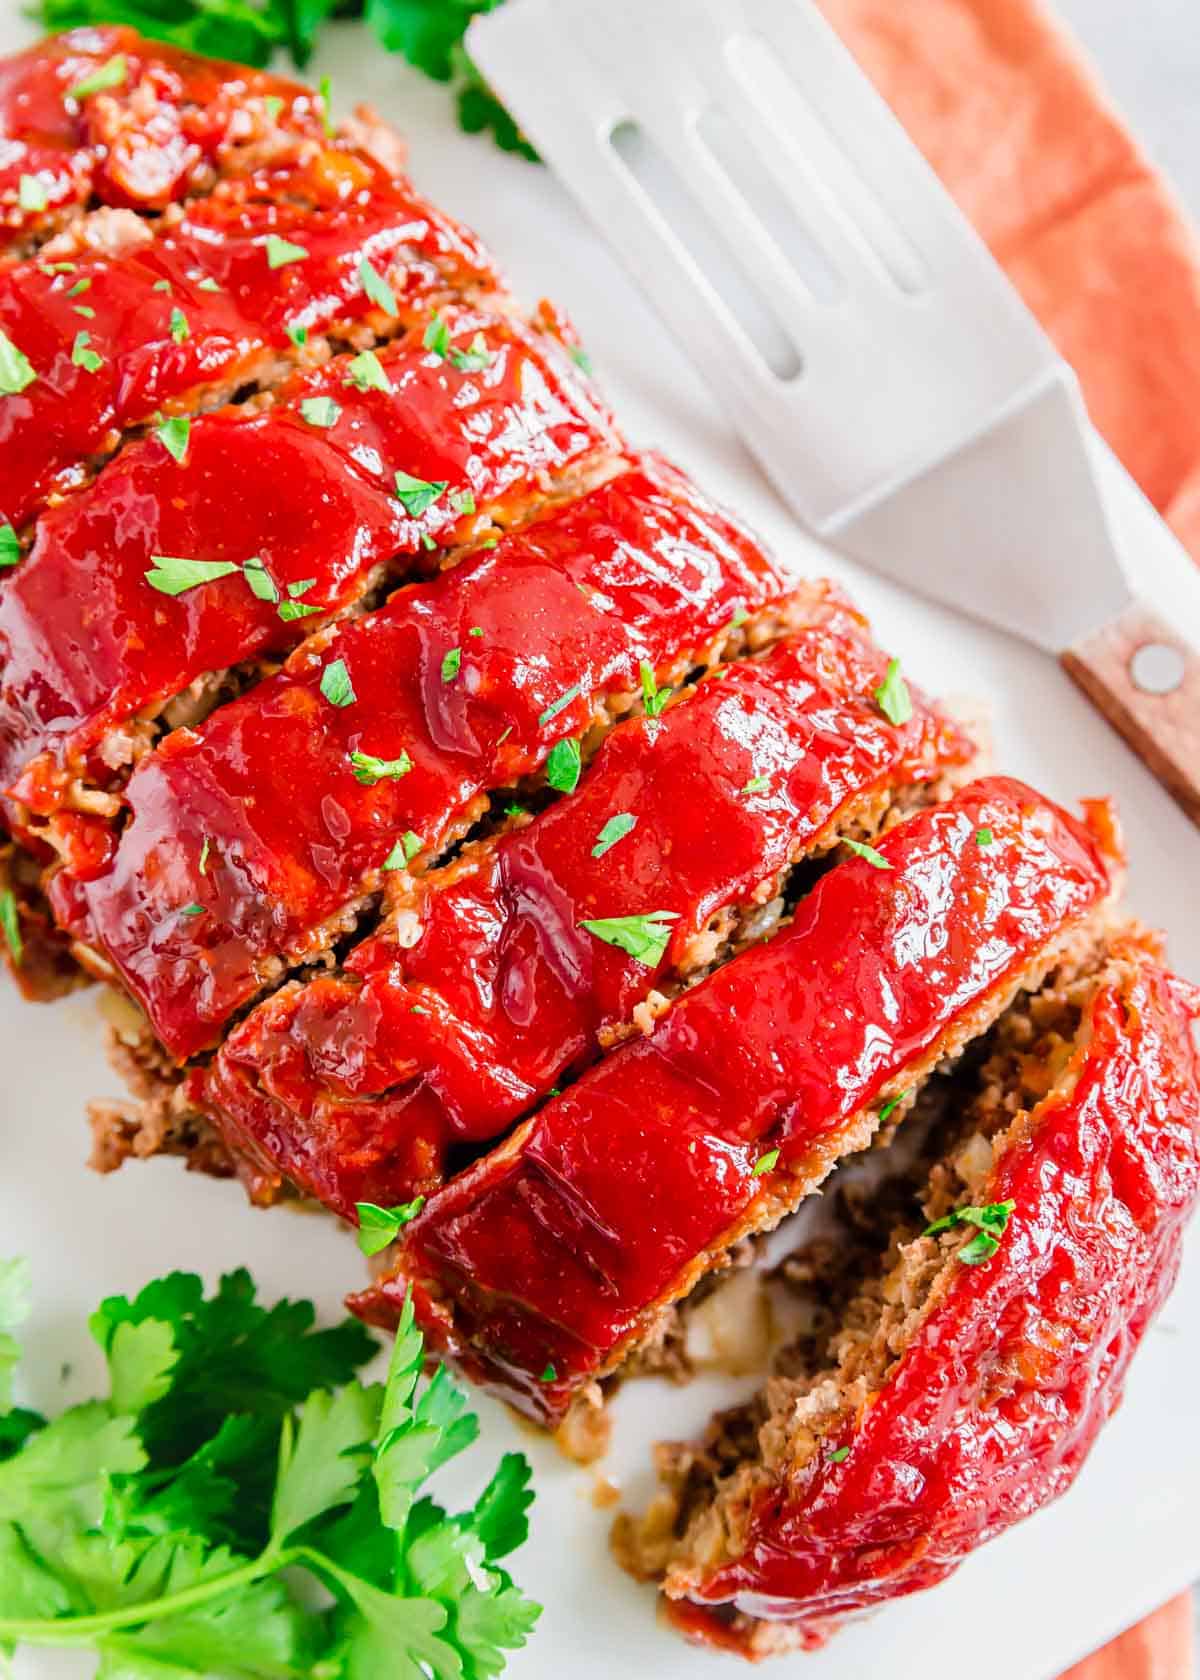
[3,31,1198,1658]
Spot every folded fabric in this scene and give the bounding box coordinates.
[821,0,1200,564]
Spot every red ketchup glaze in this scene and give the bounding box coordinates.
[49,458,789,1059]
[0,28,321,253]
[354,776,1117,1422]
[0,148,502,529]
[201,598,975,1216]
[677,946,1200,1648]
[1,306,621,817]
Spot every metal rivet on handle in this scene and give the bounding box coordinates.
[1129,642,1186,696]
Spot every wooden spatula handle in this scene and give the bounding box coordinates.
[1061,599,1200,826]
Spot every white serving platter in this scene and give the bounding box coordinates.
[4,17,1199,1679]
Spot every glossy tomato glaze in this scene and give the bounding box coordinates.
[672,946,1200,1649]
[48,457,790,1059]
[1,305,621,822]
[200,597,975,1215]
[354,777,1117,1422]
[0,28,322,254]
[0,145,503,531]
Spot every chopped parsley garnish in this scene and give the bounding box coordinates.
[741,774,769,796]
[539,683,582,727]
[345,348,394,394]
[318,73,335,137]
[580,910,678,967]
[18,174,47,212]
[877,1092,905,1122]
[285,320,309,348]
[975,826,995,847]
[451,331,493,372]
[569,344,593,375]
[66,277,90,298]
[355,1198,425,1256]
[729,604,749,629]
[751,1148,780,1176]
[545,737,581,794]
[300,395,341,427]
[73,304,95,319]
[0,1262,540,1677]
[383,830,423,870]
[67,54,127,99]
[0,329,36,395]
[349,749,413,785]
[263,93,284,121]
[0,889,22,965]
[592,812,636,858]
[441,647,462,683]
[450,488,477,517]
[0,524,20,569]
[152,278,173,293]
[319,657,356,708]
[197,276,222,292]
[69,330,102,372]
[842,837,892,871]
[168,306,189,344]
[358,256,397,315]
[265,233,309,269]
[828,1446,850,1463]
[242,556,279,603]
[539,1364,557,1383]
[144,554,241,596]
[504,803,526,819]
[394,470,448,516]
[179,902,205,917]
[277,579,322,622]
[639,661,671,718]
[924,1199,1016,1265]
[154,414,190,463]
[874,657,913,727]
[468,623,484,636]
[422,312,452,358]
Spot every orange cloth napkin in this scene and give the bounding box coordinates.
[816,6,1198,1674]
[820,0,1200,566]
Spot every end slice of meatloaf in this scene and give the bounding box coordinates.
[195,588,976,1216]
[45,455,797,1059]
[614,932,1200,1654]
[1,303,623,834]
[351,776,1121,1425]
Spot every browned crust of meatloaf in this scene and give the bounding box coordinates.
[611,929,1141,1653]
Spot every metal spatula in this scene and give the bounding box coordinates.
[468,0,1200,825]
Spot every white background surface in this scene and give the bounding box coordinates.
[4,6,1200,1678]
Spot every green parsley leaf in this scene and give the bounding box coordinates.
[538,1364,556,1383]
[874,657,913,727]
[729,604,749,628]
[345,348,393,394]
[450,331,493,372]
[382,830,423,870]
[300,394,341,427]
[70,329,102,373]
[179,902,205,918]
[0,891,23,967]
[144,555,241,597]
[72,304,94,319]
[349,749,413,786]
[393,470,448,517]
[569,344,593,375]
[66,278,90,298]
[319,72,335,137]
[197,276,222,292]
[741,774,769,796]
[241,556,279,603]
[263,94,284,121]
[422,312,452,358]
[152,278,173,293]
[285,320,309,348]
[265,233,309,269]
[975,827,995,847]
[68,54,128,100]
[842,836,892,871]
[355,1199,427,1257]
[0,329,36,395]
[359,255,397,315]
[580,909,678,967]
[440,647,462,684]
[545,737,581,794]
[591,812,636,858]
[639,660,671,718]
[877,1092,905,1122]
[828,1445,850,1463]
[168,306,189,344]
[18,175,48,213]
[752,1148,780,1176]
[320,657,356,708]
[450,489,477,517]
[154,414,190,464]
[539,683,582,727]
[0,524,20,569]
[924,1199,1016,1265]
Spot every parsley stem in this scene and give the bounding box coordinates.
[0,1543,301,1644]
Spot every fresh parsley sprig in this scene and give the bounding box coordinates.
[0,1260,541,1676]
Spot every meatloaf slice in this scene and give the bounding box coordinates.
[352,777,1120,1426]
[614,933,1200,1653]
